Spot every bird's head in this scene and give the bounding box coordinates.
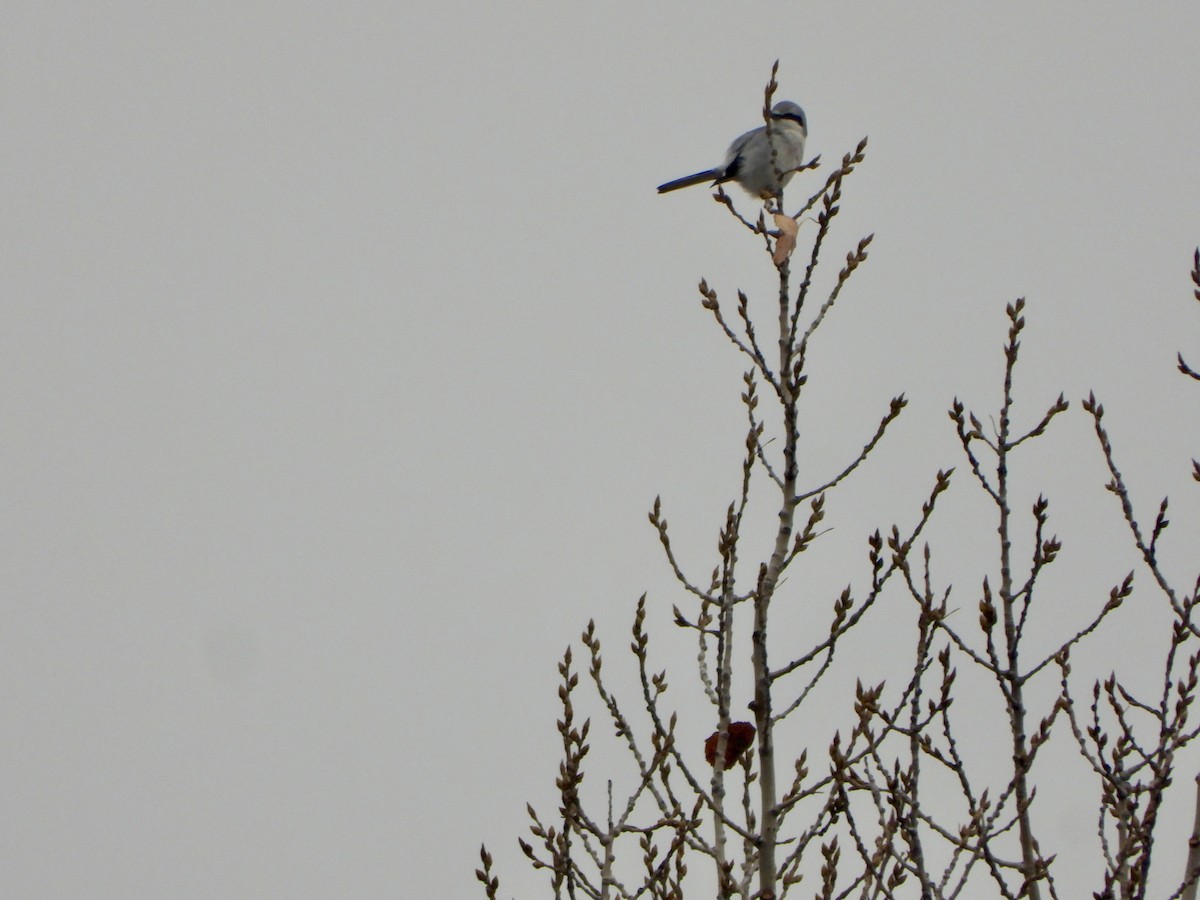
[770,101,807,132]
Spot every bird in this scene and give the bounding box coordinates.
[657,101,808,199]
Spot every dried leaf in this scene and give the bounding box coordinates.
[773,213,799,264]
[704,721,756,767]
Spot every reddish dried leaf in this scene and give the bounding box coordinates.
[704,721,756,767]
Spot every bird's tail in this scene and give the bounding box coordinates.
[656,169,722,194]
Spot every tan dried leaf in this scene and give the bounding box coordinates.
[773,213,799,264]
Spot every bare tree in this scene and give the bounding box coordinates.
[478,70,1200,900]
[1056,248,1200,900]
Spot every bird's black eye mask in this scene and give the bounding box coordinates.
[772,112,806,127]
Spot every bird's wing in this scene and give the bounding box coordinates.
[719,126,764,182]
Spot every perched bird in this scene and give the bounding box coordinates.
[657,101,808,199]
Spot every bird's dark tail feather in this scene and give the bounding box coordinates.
[656,169,723,194]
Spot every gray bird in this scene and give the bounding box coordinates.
[657,101,808,198]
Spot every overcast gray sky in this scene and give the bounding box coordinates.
[3,2,1200,896]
